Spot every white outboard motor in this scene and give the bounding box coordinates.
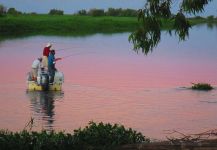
[37,69,49,91]
[54,71,64,84]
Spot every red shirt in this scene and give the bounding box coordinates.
[43,47,50,57]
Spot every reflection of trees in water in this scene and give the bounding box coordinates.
[207,23,217,30]
[26,91,64,131]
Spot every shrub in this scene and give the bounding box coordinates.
[88,9,105,16]
[191,83,213,91]
[49,9,64,15]
[0,121,148,150]
[7,8,22,15]
[0,4,6,17]
[73,121,149,149]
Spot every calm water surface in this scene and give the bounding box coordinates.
[0,25,217,139]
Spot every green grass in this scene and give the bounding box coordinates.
[0,121,149,150]
[191,83,214,91]
[0,15,139,36]
[0,14,216,38]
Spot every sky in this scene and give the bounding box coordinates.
[0,0,216,16]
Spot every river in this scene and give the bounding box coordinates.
[0,24,217,139]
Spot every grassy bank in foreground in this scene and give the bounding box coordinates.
[0,15,217,37]
[0,121,149,150]
[0,15,139,36]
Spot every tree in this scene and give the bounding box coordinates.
[129,0,212,55]
[0,4,6,17]
[7,7,22,15]
[88,9,105,16]
[49,9,64,15]
[77,9,87,16]
[120,9,137,17]
[107,8,121,16]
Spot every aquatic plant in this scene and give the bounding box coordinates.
[0,121,149,150]
[191,83,213,91]
[73,121,149,149]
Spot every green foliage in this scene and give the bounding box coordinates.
[0,122,148,150]
[191,83,213,91]
[107,8,121,16]
[193,16,205,19]
[130,0,213,54]
[0,15,138,36]
[0,130,74,150]
[120,9,138,17]
[7,8,22,15]
[73,121,149,149]
[147,0,172,18]
[207,15,214,21]
[129,11,161,54]
[0,4,6,17]
[49,9,64,15]
[182,0,212,14]
[0,15,214,38]
[88,9,105,17]
[77,9,87,16]
[174,12,191,41]
[106,8,137,17]
[76,8,138,17]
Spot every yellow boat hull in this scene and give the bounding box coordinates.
[27,81,62,91]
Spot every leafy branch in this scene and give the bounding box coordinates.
[129,0,213,55]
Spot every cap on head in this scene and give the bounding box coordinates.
[46,43,52,47]
[50,49,55,54]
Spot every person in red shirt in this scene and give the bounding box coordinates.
[42,43,52,69]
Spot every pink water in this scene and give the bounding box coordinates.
[0,25,217,139]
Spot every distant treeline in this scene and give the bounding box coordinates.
[76,8,138,17]
[1,3,217,19]
[0,4,138,17]
[0,4,64,16]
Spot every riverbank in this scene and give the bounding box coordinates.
[119,140,217,150]
[0,15,138,36]
[0,15,216,37]
[1,129,217,150]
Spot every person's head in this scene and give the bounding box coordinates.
[38,57,42,62]
[46,43,52,48]
[50,50,55,55]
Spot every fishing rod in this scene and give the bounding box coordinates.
[60,51,97,59]
[56,48,72,51]
[56,47,81,51]
[56,47,94,51]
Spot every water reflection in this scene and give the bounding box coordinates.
[0,24,217,139]
[207,23,217,30]
[26,91,64,131]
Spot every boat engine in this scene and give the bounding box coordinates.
[37,72,49,91]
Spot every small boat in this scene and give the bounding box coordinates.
[27,69,64,91]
